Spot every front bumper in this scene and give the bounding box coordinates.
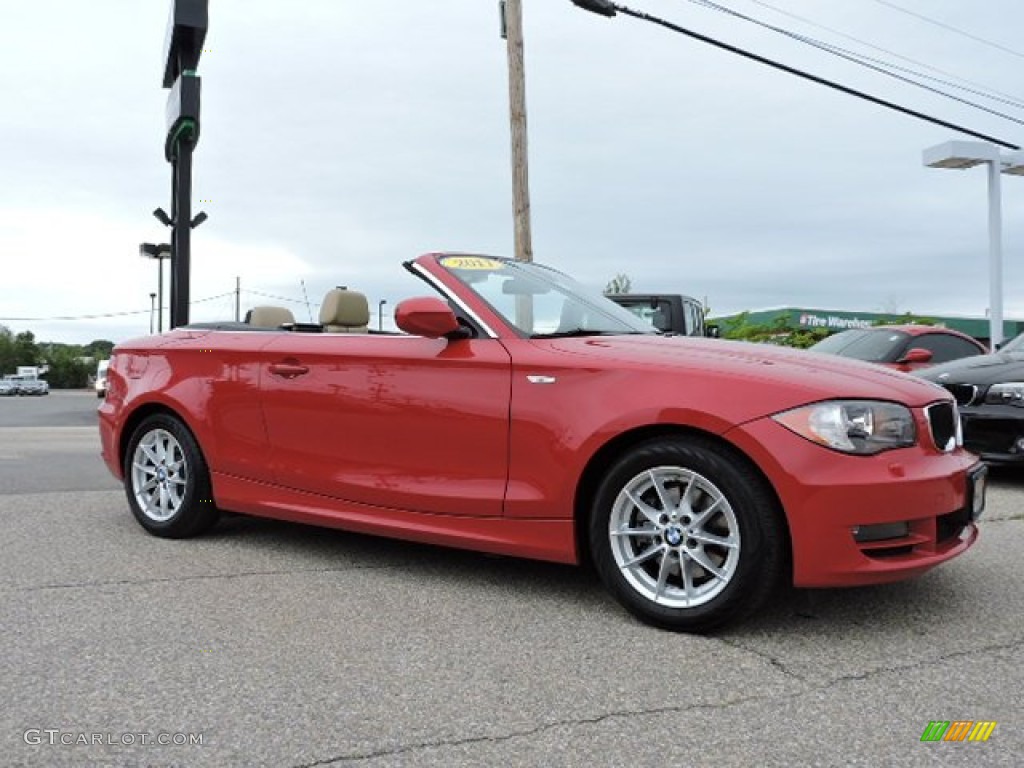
[97,401,123,481]
[959,404,1024,464]
[728,417,983,588]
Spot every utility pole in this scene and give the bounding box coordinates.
[235,276,241,322]
[502,0,533,263]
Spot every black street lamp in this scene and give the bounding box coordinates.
[161,0,209,328]
[140,242,171,333]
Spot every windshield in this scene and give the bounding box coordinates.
[1000,333,1024,354]
[810,329,909,362]
[438,256,657,338]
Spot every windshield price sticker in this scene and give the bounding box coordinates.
[440,257,502,271]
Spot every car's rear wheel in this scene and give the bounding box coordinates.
[589,436,785,632]
[123,414,218,538]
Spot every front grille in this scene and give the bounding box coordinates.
[926,401,958,453]
[944,383,978,406]
[865,545,915,559]
[963,417,1022,456]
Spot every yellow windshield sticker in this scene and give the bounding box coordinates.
[440,256,502,270]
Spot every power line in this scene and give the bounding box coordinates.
[0,293,234,323]
[244,289,312,306]
[687,0,1024,120]
[0,309,152,322]
[870,0,1024,61]
[575,1,1020,150]
[742,0,1024,108]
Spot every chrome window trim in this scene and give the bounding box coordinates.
[202,329,439,340]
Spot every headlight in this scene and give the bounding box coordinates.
[984,382,1024,406]
[773,400,916,455]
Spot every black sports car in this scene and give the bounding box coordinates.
[918,334,1024,464]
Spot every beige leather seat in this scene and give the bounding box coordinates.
[320,287,369,333]
[246,306,295,328]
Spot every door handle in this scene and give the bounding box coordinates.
[269,361,310,378]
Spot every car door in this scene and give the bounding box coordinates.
[259,333,513,517]
[906,333,985,369]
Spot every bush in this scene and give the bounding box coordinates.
[720,313,830,349]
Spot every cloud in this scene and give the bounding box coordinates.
[2,0,1023,346]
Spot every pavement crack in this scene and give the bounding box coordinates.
[716,636,807,682]
[6,563,399,593]
[721,636,1022,692]
[816,638,1024,689]
[289,691,801,766]
[293,639,1024,765]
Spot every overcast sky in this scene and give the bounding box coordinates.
[2,0,1023,344]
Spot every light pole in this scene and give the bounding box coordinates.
[140,242,171,333]
[161,0,209,328]
[378,299,387,332]
[924,141,1024,348]
[149,293,157,334]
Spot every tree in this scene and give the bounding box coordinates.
[721,312,830,349]
[872,312,936,327]
[42,345,91,388]
[13,331,39,367]
[83,339,115,359]
[604,273,633,295]
[0,326,16,375]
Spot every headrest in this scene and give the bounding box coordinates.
[247,306,295,327]
[319,288,369,328]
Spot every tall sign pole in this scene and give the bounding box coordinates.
[161,0,208,328]
[502,0,533,263]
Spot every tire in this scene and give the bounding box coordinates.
[123,413,219,538]
[588,436,785,633]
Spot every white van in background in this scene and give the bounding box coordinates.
[95,359,110,398]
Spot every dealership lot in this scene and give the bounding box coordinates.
[1,392,1022,766]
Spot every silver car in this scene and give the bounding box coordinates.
[7,375,48,396]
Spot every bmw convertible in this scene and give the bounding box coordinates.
[99,254,985,631]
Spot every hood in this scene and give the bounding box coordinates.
[533,335,951,409]
[918,350,1024,386]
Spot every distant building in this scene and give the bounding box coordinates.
[711,307,1024,346]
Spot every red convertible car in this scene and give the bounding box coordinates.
[99,254,985,631]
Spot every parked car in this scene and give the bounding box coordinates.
[95,359,110,398]
[808,325,986,372]
[918,332,1024,464]
[0,377,18,396]
[5,374,49,396]
[98,254,984,632]
[608,293,709,337]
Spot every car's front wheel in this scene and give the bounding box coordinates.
[123,414,219,538]
[589,436,785,632]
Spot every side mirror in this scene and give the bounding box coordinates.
[706,324,720,338]
[897,347,933,365]
[395,297,462,339]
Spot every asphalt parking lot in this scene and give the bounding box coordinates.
[1,391,1022,767]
